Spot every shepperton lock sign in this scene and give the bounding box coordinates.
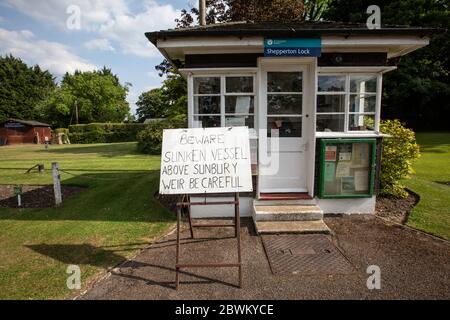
[159,127,253,194]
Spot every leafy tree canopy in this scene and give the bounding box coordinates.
[136,72,187,122]
[0,55,56,123]
[325,0,450,130]
[40,67,131,128]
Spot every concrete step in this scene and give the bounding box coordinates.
[253,198,317,206]
[255,220,330,235]
[253,204,323,221]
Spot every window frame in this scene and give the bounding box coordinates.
[316,73,381,133]
[191,74,256,132]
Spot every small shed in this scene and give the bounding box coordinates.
[146,21,441,218]
[0,119,52,145]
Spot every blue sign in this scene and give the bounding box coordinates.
[264,38,322,57]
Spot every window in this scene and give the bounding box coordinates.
[317,74,379,132]
[267,71,303,137]
[192,76,255,131]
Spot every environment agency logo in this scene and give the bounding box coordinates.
[267,39,273,46]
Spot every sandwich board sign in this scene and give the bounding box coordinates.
[159,127,253,194]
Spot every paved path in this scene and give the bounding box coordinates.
[81,216,450,299]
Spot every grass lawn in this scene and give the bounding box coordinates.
[404,132,450,240]
[0,142,174,299]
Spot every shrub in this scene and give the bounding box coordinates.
[379,119,420,198]
[68,123,146,143]
[136,119,186,154]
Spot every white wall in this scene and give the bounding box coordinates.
[317,196,376,214]
[190,196,252,218]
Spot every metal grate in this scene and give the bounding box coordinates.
[261,234,355,275]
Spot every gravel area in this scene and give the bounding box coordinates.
[80,215,450,300]
[375,192,418,224]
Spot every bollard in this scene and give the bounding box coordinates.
[52,162,62,206]
[14,185,22,207]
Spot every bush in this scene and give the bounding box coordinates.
[379,119,420,198]
[68,123,146,143]
[136,119,186,154]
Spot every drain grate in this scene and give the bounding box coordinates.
[261,234,355,275]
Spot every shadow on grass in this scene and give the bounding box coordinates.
[25,243,126,269]
[36,142,142,157]
[416,133,450,153]
[0,171,175,223]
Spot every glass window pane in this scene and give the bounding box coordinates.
[267,72,302,92]
[226,77,253,93]
[318,75,346,92]
[193,115,221,128]
[268,94,302,115]
[193,77,220,94]
[348,114,375,131]
[350,94,376,113]
[194,96,220,114]
[322,142,373,196]
[225,96,254,114]
[317,95,345,113]
[350,75,377,93]
[225,115,254,128]
[267,117,302,137]
[316,114,345,132]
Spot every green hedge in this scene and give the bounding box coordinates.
[68,123,147,143]
[137,119,186,154]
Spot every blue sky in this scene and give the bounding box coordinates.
[0,0,194,115]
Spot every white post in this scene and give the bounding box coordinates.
[52,162,62,206]
[17,194,21,207]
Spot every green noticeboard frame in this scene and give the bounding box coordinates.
[319,138,377,199]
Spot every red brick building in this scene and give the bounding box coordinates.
[0,119,52,145]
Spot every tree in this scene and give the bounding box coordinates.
[40,68,130,127]
[175,0,330,27]
[136,88,166,121]
[325,0,450,131]
[0,55,56,122]
[136,73,187,122]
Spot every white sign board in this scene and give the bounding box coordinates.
[159,127,253,195]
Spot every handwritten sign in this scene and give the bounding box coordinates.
[159,127,253,195]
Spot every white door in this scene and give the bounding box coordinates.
[259,65,308,193]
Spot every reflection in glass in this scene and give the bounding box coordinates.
[225,96,254,114]
[194,96,220,114]
[267,72,302,92]
[267,117,302,137]
[317,95,345,113]
[316,114,345,132]
[348,114,375,131]
[193,77,220,94]
[350,75,377,93]
[350,95,376,113]
[225,115,254,128]
[268,94,302,115]
[318,75,346,92]
[193,115,221,128]
[226,77,253,93]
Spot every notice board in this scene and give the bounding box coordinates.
[159,127,253,195]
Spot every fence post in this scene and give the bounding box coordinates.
[52,162,62,206]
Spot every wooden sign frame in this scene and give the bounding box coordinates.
[175,193,242,290]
